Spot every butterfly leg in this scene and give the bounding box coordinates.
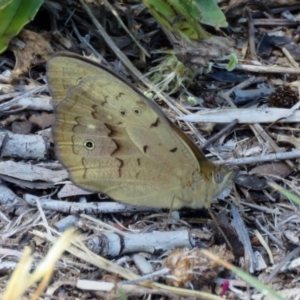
[161,196,176,230]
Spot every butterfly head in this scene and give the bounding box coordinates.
[196,161,233,208]
[210,164,233,202]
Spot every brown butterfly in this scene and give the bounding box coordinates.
[46,52,232,209]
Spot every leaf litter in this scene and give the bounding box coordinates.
[1,0,300,299]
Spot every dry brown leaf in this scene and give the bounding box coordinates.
[9,29,53,78]
[249,162,293,178]
[29,112,55,129]
[163,246,234,287]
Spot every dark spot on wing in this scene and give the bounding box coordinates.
[100,96,108,106]
[116,92,125,100]
[170,147,177,153]
[110,139,121,156]
[82,157,87,179]
[137,158,141,166]
[74,116,80,124]
[105,123,117,137]
[115,157,124,177]
[71,133,80,155]
[150,117,159,128]
[91,104,104,120]
[143,145,148,153]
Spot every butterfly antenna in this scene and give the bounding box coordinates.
[208,209,233,251]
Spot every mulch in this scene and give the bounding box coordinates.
[1,0,300,299]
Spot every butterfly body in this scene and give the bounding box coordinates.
[47,53,232,209]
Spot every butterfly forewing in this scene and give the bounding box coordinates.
[47,53,231,208]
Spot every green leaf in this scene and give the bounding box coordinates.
[0,0,13,10]
[269,182,300,206]
[229,264,286,300]
[0,0,43,54]
[226,53,238,71]
[205,62,213,73]
[194,0,228,29]
[187,96,197,105]
[202,249,286,300]
[142,0,210,41]
[166,0,201,23]
[0,0,21,36]
[117,289,128,300]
